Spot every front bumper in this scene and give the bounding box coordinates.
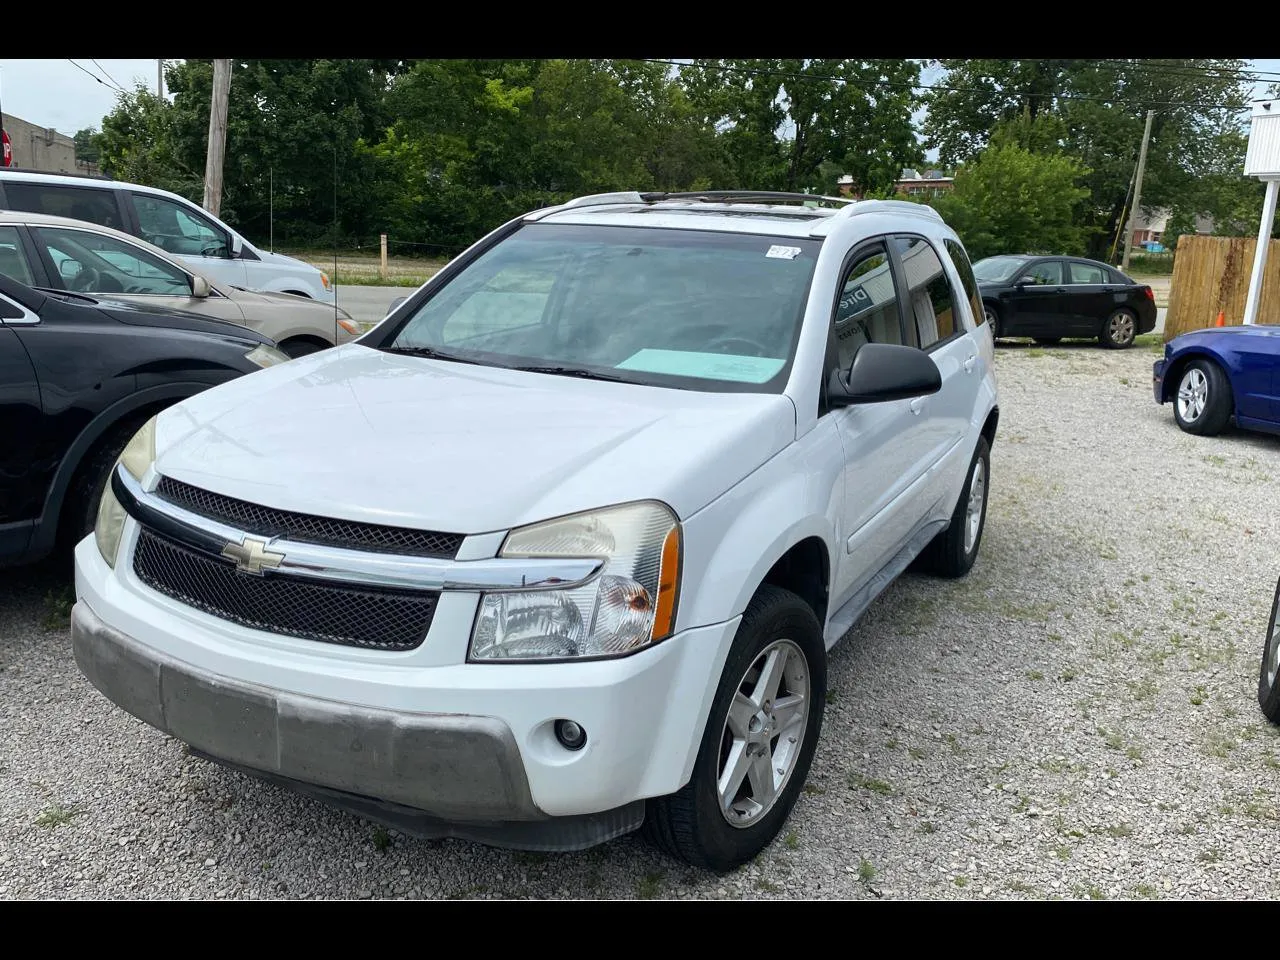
[73,536,739,849]
[1153,357,1167,404]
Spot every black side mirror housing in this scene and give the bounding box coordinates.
[828,342,942,408]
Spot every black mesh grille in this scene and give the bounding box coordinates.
[155,476,462,559]
[132,530,437,651]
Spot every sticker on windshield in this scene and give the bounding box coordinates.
[616,349,785,384]
[766,245,802,260]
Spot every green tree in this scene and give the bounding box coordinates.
[916,143,1090,261]
[681,59,923,195]
[73,127,101,165]
[923,59,1253,256]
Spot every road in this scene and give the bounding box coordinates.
[334,285,416,325]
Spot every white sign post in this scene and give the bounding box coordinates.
[1243,101,1280,325]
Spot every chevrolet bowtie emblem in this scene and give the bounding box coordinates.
[221,536,285,576]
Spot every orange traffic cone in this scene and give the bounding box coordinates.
[1215,310,1225,327]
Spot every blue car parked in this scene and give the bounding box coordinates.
[1152,325,1280,436]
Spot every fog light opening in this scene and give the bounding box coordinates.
[554,719,587,751]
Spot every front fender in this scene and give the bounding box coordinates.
[677,419,842,634]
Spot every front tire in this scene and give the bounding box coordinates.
[1172,359,1232,436]
[916,435,990,578]
[1101,308,1137,349]
[644,585,826,872]
[1259,577,1280,724]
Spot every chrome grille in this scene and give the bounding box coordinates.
[155,476,462,559]
[132,529,437,651]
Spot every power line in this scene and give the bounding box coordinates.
[653,59,1251,112]
[1090,58,1280,84]
[67,59,124,94]
[90,59,124,91]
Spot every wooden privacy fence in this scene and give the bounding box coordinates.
[1164,234,1280,340]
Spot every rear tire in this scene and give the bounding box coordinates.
[915,435,990,579]
[1100,308,1137,349]
[1172,359,1231,436]
[983,304,1003,340]
[643,585,826,872]
[1260,578,1280,724]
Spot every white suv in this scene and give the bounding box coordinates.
[0,170,334,302]
[71,191,999,871]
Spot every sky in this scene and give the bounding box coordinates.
[2,58,1279,139]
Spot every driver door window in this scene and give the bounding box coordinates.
[833,246,903,372]
[33,227,194,296]
[1020,261,1064,286]
[131,193,231,259]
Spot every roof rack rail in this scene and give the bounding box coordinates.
[638,190,854,207]
[0,166,114,182]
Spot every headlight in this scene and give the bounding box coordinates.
[95,416,157,566]
[469,502,682,662]
[246,344,291,367]
[337,317,359,336]
[321,272,332,290]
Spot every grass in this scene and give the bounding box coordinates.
[784,830,800,850]
[848,772,894,795]
[636,870,665,899]
[335,272,428,288]
[858,859,877,883]
[953,876,969,888]
[371,825,391,852]
[42,586,75,631]
[35,803,80,828]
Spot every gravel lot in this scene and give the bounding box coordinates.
[3,338,1280,900]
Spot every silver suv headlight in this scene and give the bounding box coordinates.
[94,415,158,567]
[469,501,682,662]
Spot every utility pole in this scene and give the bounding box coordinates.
[1121,109,1156,272]
[157,59,164,99]
[202,59,232,217]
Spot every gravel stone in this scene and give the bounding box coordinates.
[3,342,1280,899]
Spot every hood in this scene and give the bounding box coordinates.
[153,345,797,534]
[84,293,271,344]
[1175,324,1280,343]
[251,247,325,276]
[225,284,354,320]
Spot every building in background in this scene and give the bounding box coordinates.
[1130,207,1215,252]
[894,168,954,198]
[0,113,99,176]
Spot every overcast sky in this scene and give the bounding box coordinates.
[2,58,1279,138]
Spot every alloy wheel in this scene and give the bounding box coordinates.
[1177,368,1208,423]
[964,458,986,554]
[717,639,810,827]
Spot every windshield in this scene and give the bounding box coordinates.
[385,223,820,392]
[972,256,1029,283]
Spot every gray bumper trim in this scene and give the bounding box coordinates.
[72,600,546,823]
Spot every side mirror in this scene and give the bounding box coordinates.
[191,276,211,298]
[828,342,942,407]
[229,234,244,258]
[59,259,83,281]
[386,295,407,316]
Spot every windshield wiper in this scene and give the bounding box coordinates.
[382,345,482,364]
[510,364,630,383]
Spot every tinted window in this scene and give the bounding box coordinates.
[894,236,957,349]
[0,226,34,286]
[1020,261,1063,285]
[391,224,819,393]
[132,193,231,259]
[4,182,124,230]
[833,247,902,370]
[1069,261,1107,284]
[945,239,984,327]
[34,227,192,296]
[972,255,1027,282]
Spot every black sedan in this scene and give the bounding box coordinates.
[973,254,1158,349]
[0,270,287,568]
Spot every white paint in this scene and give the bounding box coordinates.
[1243,179,1279,326]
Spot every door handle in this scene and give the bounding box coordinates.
[909,397,925,415]
[963,354,977,373]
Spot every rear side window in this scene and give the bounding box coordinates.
[3,183,124,231]
[944,238,984,327]
[893,236,958,349]
[1069,261,1107,284]
[131,193,231,259]
[0,226,35,286]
